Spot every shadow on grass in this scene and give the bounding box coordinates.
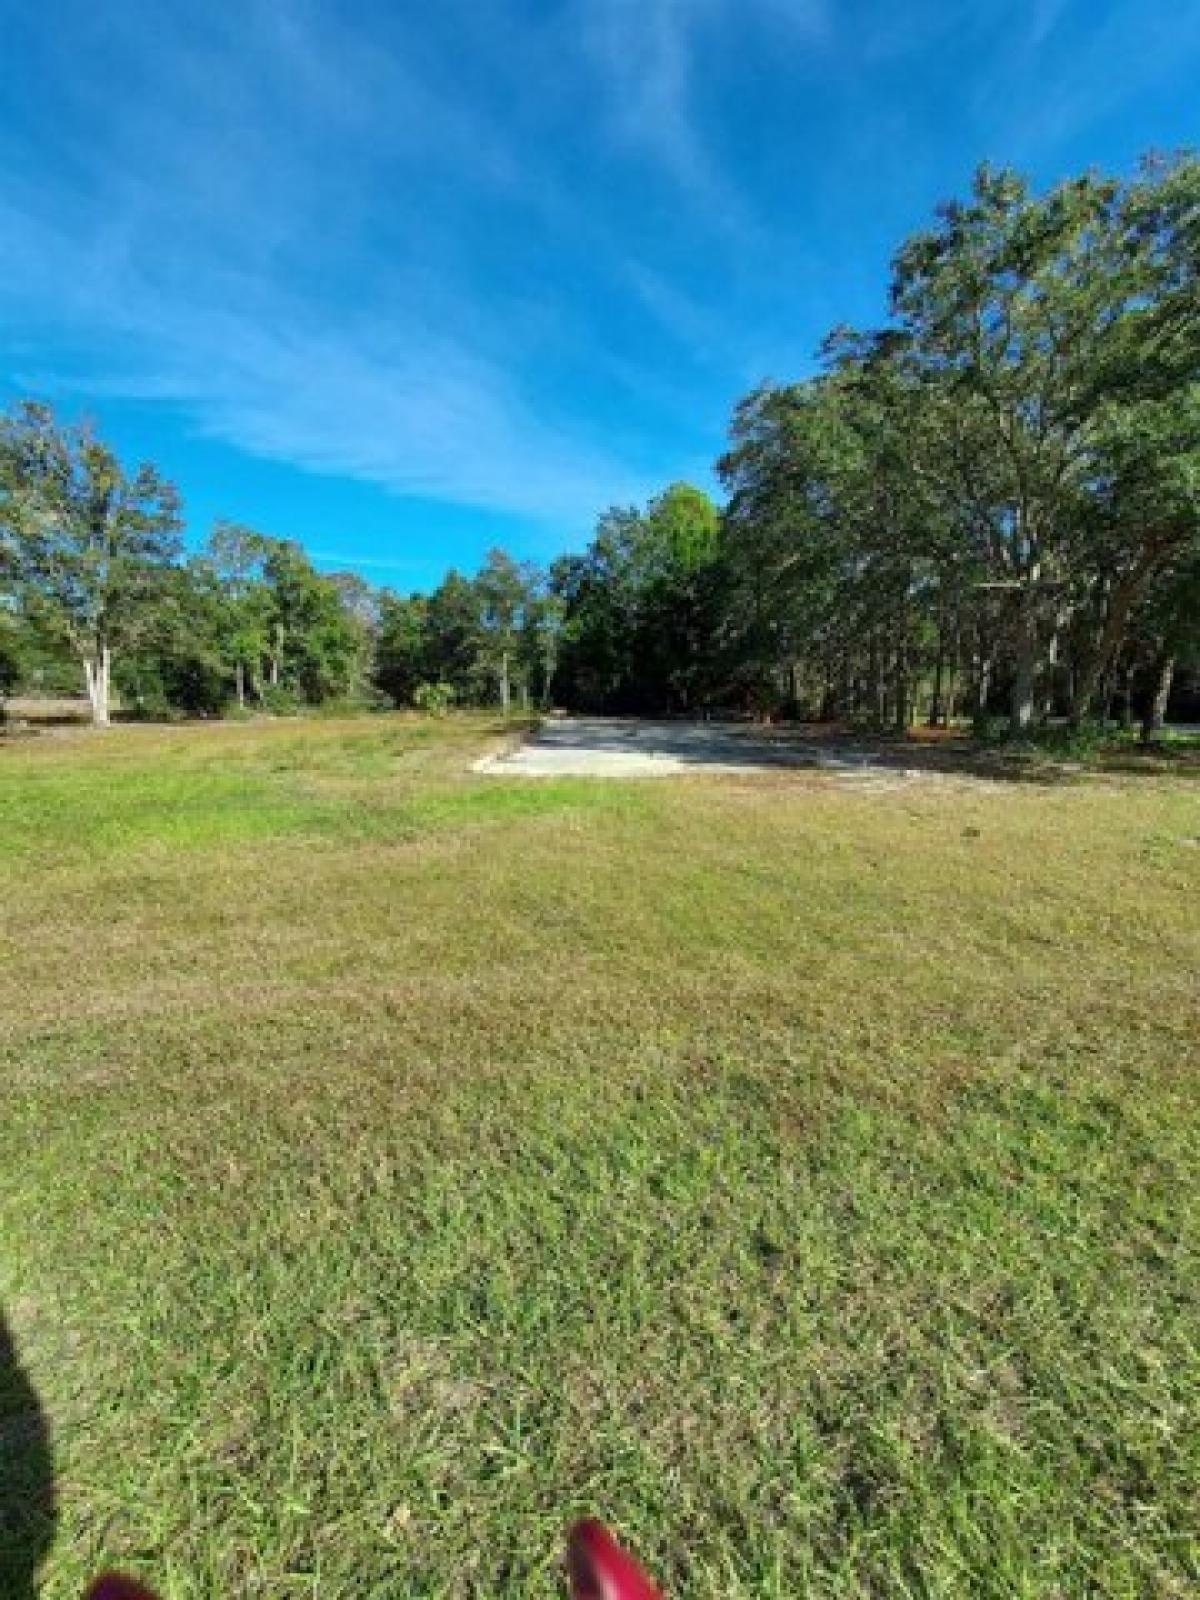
[856,729,1200,783]
[0,1310,55,1599]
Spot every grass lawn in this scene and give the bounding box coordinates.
[2,714,1198,1598]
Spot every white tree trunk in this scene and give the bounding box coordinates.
[83,646,111,727]
[1010,654,1036,733]
[1009,604,1037,735]
[974,648,992,721]
[500,650,511,716]
[1142,654,1175,745]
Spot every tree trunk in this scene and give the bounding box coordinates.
[83,645,111,728]
[973,633,993,726]
[928,622,945,728]
[1070,653,1104,728]
[1069,544,1172,729]
[1009,606,1037,735]
[1141,654,1175,745]
[945,616,962,726]
[235,659,246,709]
[892,578,911,735]
[1042,622,1060,721]
[1102,671,1117,727]
[819,674,834,721]
[499,650,511,716]
[892,641,908,735]
[1119,661,1135,729]
[868,634,882,727]
[839,653,852,722]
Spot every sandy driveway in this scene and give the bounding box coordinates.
[476,717,925,784]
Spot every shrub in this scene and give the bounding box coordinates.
[313,687,395,717]
[259,685,304,717]
[412,681,457,716]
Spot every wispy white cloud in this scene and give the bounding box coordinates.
[4,205,659,524]
[0,0,681,529]
[1,0,844,535]
[308,551,441,574]
[6,0,1189,550]
[580,0,828,222]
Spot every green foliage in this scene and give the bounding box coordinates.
[259,683,304,716]
[553,485,724,712]
[411,679,457,714]
[377,555,559,712]
[220,700,256,722]
[375,591,430,705]
[117,559,232,716]
[2,153,1196,738]
[0,607,26,699]
[475,547,532,708]
[312,687,395,717]
[0,401,182,722]
[262,540,371,703]
[974,717,1113,758]
[711,153,1199,733]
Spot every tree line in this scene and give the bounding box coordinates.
[2,153,1197,738]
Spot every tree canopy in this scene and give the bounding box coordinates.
[1,153,1196,734]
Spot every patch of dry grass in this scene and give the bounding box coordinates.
[1,715,1198,1597]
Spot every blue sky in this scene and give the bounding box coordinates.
[2,1,1197,589]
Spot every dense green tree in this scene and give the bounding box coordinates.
[1127,543,1200,741]
[3,153,1195,739]
[375,557,549,711]
[116,558,230,716]
[207,521,276,707]
[552,508,646,710]
[890,157,1198,731]
[521,585,566,708]
[374,591,431,706]
[0,402,182,725]
[0,606,22,710]
[475,548,536,713]
[713,154,1197,733]
[554,486,722,712]
[263,540,370,703]
[719,363,945,726]
[636,484,723,711]
[422,570,488,698]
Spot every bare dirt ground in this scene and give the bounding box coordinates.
[475,716,957,787]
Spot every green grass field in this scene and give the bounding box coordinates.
[2,715,1198,1598]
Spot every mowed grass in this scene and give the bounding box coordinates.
[1,715,1198,1599]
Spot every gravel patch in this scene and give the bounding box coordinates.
[475,717,926,784]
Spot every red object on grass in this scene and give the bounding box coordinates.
[567,1518,664,1600]
[84,1518,664,1598]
